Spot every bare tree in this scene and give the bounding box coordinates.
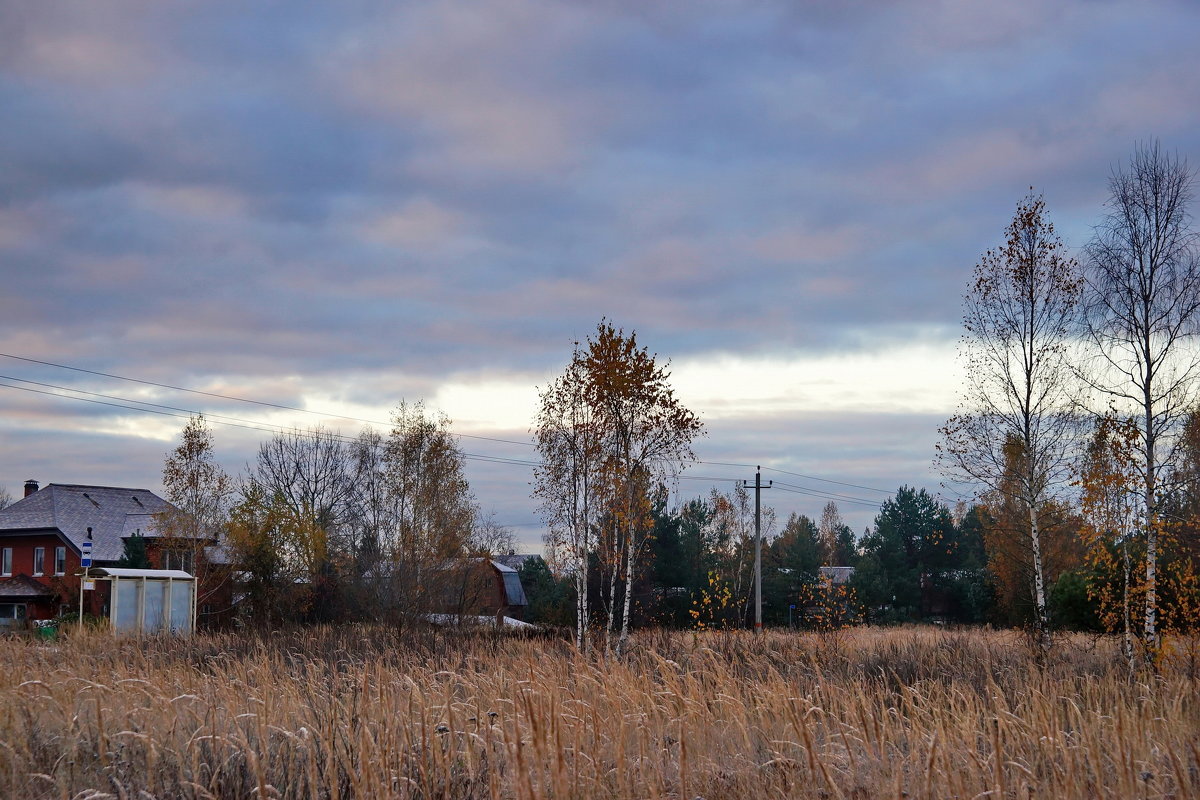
[0,485,12,510]
[938,192,1082,655]
[818,501,843,566]
[348,428,389,574]
[471,511,517,556]
[1082,141,1200,659]
[252,426,355,619]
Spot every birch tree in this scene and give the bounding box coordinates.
[938,192,1082,655]
[584,322,703,653]
[709,483,776,624]
[1082,142,1200,660]
[534,323,703,653]
[818,501,844,565]
[534,343,603,652]
[1078,414,1141,672]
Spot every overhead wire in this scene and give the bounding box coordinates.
[772,484,882,508]
[0,351,535,447]
[0,379,539,468]
[770,480,886,506]
[761,466,892,494]
[0,352,894,509]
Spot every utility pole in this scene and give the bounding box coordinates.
[740,467,772,633]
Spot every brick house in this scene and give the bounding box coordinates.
[0,480,231,628]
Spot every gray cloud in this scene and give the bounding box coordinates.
[2,0,1199,540]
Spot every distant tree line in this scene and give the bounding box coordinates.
[524,142,1200,667]
[152,142,1198,661]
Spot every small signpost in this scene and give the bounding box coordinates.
[78,539,93,630]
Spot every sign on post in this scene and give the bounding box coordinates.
[81,540,92,569]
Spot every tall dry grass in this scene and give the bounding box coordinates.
[1,625,1197,799]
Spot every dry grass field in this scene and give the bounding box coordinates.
[1,625,1197,799]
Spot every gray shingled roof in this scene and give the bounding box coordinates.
[0,574,56,599]
[0,484,175,562]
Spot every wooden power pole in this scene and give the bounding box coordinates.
[741,467,772,633]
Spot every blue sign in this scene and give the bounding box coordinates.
[81,540,92,568]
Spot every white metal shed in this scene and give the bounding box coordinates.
[89,567,196,634]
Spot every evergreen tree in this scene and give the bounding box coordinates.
[116,533,151,569]
[857,486,956,620]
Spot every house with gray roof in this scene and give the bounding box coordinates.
[0,480,229,627]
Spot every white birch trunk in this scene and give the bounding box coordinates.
[1144,392,1158,663]
[605,534,619,656]
[1027,499,1050,655]
[1122,539,1134,673]
[617,512,636,654]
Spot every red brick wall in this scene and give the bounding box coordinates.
[0,532,111,619]
[2,533,232,627]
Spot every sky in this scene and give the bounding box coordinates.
[1,0,1199,550]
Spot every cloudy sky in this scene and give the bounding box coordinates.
[1,0,1198,547]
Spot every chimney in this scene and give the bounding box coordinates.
[24,479,39,498]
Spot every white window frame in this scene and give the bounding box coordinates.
[33,546,44,576]
[54,546,66,576]
[1,547,10,576]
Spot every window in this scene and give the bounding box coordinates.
[1,547,10,576]
[164,549,194,573]
[0,603,27,626]
[54,546,65,576]
[33,547,44,576]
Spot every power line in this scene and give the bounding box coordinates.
[0,380,539,471]
[772,484,882,508]
[761,466,892,494]
[678,473,882,508]
[771,480,885,506]
[0,352,893,501]
[0,373,337,433]
[698,461,892,496]
[0,352,535,448]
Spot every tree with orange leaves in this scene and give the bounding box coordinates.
[1078,414,1141,670]
[535,322,702,654]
